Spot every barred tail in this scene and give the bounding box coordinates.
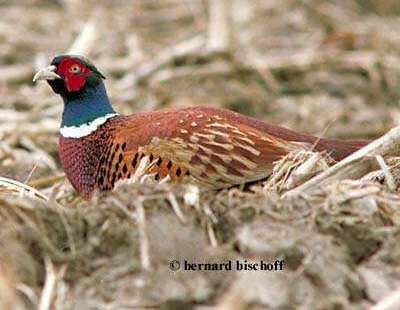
[315,138,370,161]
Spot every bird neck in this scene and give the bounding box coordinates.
[60,83,117,138]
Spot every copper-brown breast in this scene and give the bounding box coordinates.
[59,107,316,197]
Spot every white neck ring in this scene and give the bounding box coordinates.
[60,113,118,138]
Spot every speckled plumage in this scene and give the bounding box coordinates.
[59,106,367,198]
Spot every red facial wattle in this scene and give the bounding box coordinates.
[56,58,91,92]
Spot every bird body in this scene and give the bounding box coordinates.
[34,55,368,198]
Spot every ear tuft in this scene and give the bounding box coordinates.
[98,71,106,80]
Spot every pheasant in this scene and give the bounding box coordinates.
[33,55,368,198]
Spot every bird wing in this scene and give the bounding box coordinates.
[105,107,306,189]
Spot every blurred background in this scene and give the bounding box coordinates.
[1,0,400,309]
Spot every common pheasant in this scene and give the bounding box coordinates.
[33,55,368,198]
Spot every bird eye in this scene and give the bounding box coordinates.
[69,64,81,74]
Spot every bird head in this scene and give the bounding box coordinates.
[33,55,116,130]
[33,55,106,99]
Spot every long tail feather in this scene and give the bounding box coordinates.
[315,138,370,161]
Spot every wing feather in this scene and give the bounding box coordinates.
[105,108,306,189]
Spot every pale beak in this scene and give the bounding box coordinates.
[33,65,61,82]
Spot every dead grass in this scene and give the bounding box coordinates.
[1,0,400,309]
